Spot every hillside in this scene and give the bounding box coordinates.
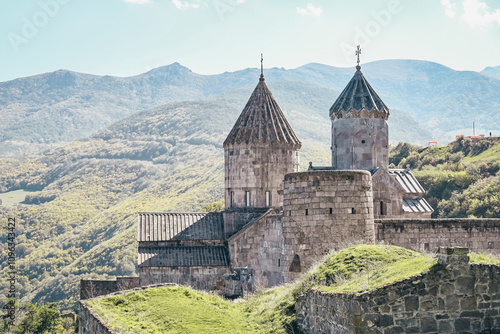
[1,60,500,157]
[389,138,500,218]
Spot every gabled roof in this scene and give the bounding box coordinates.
[138,246,230,267]
[329,67,389,120]
[402,198,434,213]
[137,212,224,242]
[224,75,301,147]
[389,169,425,195]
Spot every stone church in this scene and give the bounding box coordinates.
[136,62,438,292]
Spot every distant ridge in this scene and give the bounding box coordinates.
[1,59,499,155]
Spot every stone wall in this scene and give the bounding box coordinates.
[139,266,231,290]
[282,170,374,282]
[296,248,500,334]
[79,301,117,334]
[376,218,500,254]
[228,211,286,287]
[332,118,388,170]
[224,144,300,209]
[80,277,139,300]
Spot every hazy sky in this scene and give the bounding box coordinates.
[1,0,499,82]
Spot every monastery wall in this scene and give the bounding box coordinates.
[376,218,500,255]
[139,266,230,290]
[282,170,375,282]
[228,211,286,287]
[296,248,500,334]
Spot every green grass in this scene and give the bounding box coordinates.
[86,245,500,333]
[469,252,500,265]
[86,285,294,334]
[296,245,436,294]
[463,142,500,163]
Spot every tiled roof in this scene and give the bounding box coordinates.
[138,246,230,267]
[329,68,389,119]
[389,169,425,194]
[137,212,224,242]
[402,198,434,213]
[223,75,301,147]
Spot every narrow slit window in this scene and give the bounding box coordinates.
[305,209,309,216]
[230,191,234,207]
[329,208,333,214]
[265,191,270,207]
[380,201,385,216]
[245,191,251,207]
[351,208,356,214]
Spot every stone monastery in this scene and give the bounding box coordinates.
[134,63,499,295]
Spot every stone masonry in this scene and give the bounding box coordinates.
[282,170,375,282]
[296,247,500,334]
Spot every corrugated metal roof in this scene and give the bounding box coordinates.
[223,75,301,147]
[137,212,224,242]
[329,68,389,119]
[402,198,434,213]
[389,169,425,194]
[138,246,230,267]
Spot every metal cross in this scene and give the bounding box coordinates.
[355,45,361,66]
[261,53,263,76]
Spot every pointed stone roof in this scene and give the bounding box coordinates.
[224,75,301,147]
[329,67,389,120]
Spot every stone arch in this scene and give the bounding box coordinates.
[289,254,302,272]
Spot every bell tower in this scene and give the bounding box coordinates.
[329,47,389,171]
[223,59,301,210]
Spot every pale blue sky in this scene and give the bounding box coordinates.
[0,0,499,82]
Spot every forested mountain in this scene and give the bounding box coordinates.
[1,60,500,157]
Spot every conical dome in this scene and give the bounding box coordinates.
[224,75,301,147]
[329,68,389,120]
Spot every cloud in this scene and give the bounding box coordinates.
[297,3,323,17]
[123,0,152,4]
[460,0,500,28]
[441,0,457,18]
[172,0,200,9]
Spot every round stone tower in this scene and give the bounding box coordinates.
[329,65,390,171]
[223,73,301,210]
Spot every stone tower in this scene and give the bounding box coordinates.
[329,65,389,171]
[223,73,301,211]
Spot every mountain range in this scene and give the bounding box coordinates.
[1,60,500,157]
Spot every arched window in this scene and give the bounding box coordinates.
[289,254,302,272]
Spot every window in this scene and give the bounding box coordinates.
[265,191,270,207]
[230,192,234,207]
[380,201,385,216]
[329,208,333,215]
[305,209,309,216]
[351,208,356,214]
[245,191,250,207]
[278,259,281,267]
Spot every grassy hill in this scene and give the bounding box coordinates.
[83,245,499,334]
